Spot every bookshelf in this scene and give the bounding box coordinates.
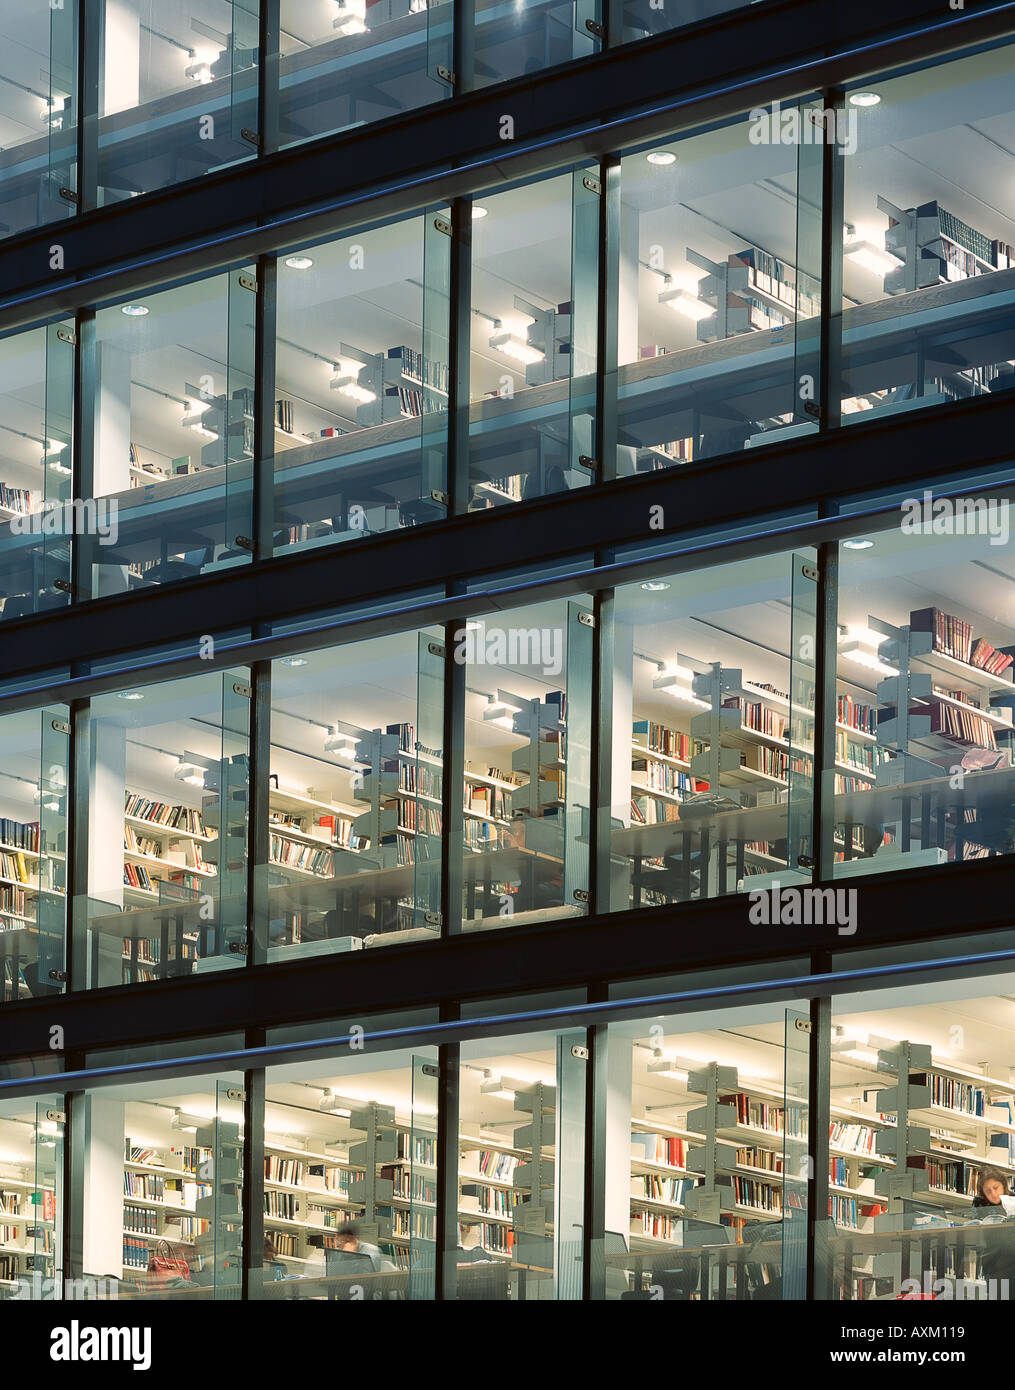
[0,1163,57,1291]
[119,1139,213,1281]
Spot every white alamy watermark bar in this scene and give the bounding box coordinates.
[8,498,119,546]
[900,489,1009,546]
[749,101,857,156]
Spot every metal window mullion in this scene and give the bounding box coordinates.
[447,199,472,516]
[807,991,832,1300]
[596,158,619,484]
[583,990,608,1300]
[70,308,95,606]
[253,255,278,560]
[440,615,466,937]
[818,88,845,435]
[246,662,271,967]
[240,1040,266,1300]
[258,0,281,158]
[434,1002,459,1300]
[814,542,839,881]
[75,0,99,212]
[66,697,89,991]
[590,588,613,915]
[452,0,474,94]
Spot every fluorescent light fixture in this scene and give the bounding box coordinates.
[330,373,377,404]
[844,238,901,277]
[120,303,149,317]
[118,691,144,700]
[646,151,676,165]
[647,1052,688,1082]
[184,397,213,416]
[174,763,206,787]
[842,625,887,649]
[480,1073,529,1101]
[472,206,488,219]
[641,580,670,592]
[839,641,897,677]
[41,99,64,127]
[170,1109,208,1133]
[281,656,308,667]
[489,331,545,365]
[181,412,220,440]
[325,729,359,759]
[319,1092,353,1116]
[284,255,314,270]
[842,538,874,550]
[849,91,881,106]
[185,61,213,82]
[658,287,715,321]
[333,11,368,33]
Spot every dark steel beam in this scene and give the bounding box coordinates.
[2,851,1015,1063]
[0,1,1010,328]
[0,391,1012,684]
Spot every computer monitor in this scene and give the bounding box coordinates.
[325,1248,375,1277]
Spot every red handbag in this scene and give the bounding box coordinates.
[148,1238,191,1285]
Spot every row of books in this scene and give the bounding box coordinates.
[123,1172,166,1201]
[733,1176,782,1212]
[394,346,449,396]
[723,697,788,741]
[124,794,208,838]
[634,721,692,763]
[398,801,442,835]
[269,833,333,877]
[833,732,882,772]
[723,1093,804,1137]
[122,1236,152,1270]
[123,826,166,859]
[829,1121,880,1155]
[0,1189,21,1216]
[633,761,694,795]
[0,483,33,515]
[829,1195,861,1230]
[631,1211,676,1241]
[123,1203,158,1235]
[0,819,39,852]
[912,1072,986,1116]
[928,701,997,750]
[123,863,155,893]
[399,763,442,800]
[264,1190,298,1220]
[911,606,1013,676]
[264,1155,305,1186]
[0,851,30,885]
[271,1232,299,1258]
[737,1146,783,1174]
[0,885,27,919]
[631,1174,695,1205]
[921,1159,978,1197]
[629,794,681,825]
[837,695,876,736]
[458,1223,513,1254]
[467,1149,517,1181]
[632,1133,687,1168]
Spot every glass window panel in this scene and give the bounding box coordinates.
[615,108,822,477]
[264,628,443,958]
[0,1093,65,1299]
[607,551,817,912]
[596,995,809,1300]
[841,45,1015,426]
[0,322,74,624]
[0,705,69,1004]
[74,1070,244,1300]
[82,668,250,988]
[471,0,593,89]
[279,0,449,149]
[89,271,255,599]
[455,1023,587,1299]
[617,0,759,48]
[468,172,596,508]
[828,504,1015,881]
[0,0,77,240]
[260,1040,438,1298]
[825,966,1015,1301]
[97,0,258,206]
[457,596,591,932]
[273,213,450,553]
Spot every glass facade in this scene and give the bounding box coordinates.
[1,0,1014,1323]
